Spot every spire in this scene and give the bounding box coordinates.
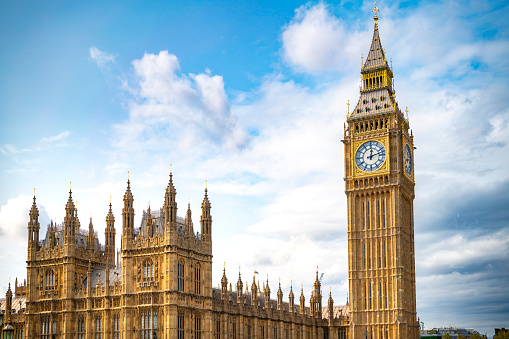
[5,282,12,324]
[277,279,283,311]
[185,200,194,237]
[251,274,258,307]
[64,183,76,244]
[200,182,212,242]
[163,165,177,230]
[300,285,306,315]
[264,275,271,309]
[221,265,228,301]
[328,289,334,324]
[28,189,40,246]
[236,268,243,303]
[362,10,389,72]
[105,197,116,265]
[88,217,95,252]
[122,173,135,243]
[289,281,295,313]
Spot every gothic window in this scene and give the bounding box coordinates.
[274,327,278,339]
[383,241,387,268]
[216,319,221,338]
[379,282,382,308]
[53,320,57,335]
[95,316,102,339]
[178,261,185,292]
[195,314,202,339]
[365,107,369,112]
[364,284,367,309]
[41,317,51,339]
[78,317,85,339]
[371,97,375,103]
[378,241,381,268]
[113,314,120,339]
[140,309,157,339]
[144,259,154,282]
[260,325,265,339]
[46,269,55,290]
[367,243,371,269]
[247,323,251,339]
[367,201,371,229]
[362,202,365,230]
[232,321,237,339]
[15,328,23,339]
[194,266,201,295]
[384,281,388,308]
[381,199,386,228]
[368,284,372,309]
[380,95,384,101]
[178,312,185,339]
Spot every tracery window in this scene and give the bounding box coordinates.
[144,259,154,282]
[113,314,120,339]
[78,316,85,339]
[141,309,158,339]
[41,318,51,339]
[95,316,102,339]
[216,319,221,338]
[15,327,23,339]
[194,266,201,294]
[178,312,185,339]
[232,321,237,339]
[195,314,202,339]
[46,269,55,290]
[178,261,184,292]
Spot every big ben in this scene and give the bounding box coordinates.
[343,3,419,339]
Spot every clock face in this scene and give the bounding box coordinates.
[404,144,412,175]
[356,141,386,172]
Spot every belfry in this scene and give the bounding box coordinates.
[343,2,419,338]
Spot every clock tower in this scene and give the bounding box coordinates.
[343,3,419,339]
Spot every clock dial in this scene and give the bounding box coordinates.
[356,141,386,172]
[404,144,412,175]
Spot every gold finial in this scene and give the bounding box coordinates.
[373,0,379,22]
[347,100,350,115]
[205,180,207,189]
[128,171,130,180]
[110,195,112,203]
[170,164,172,173]
[34,187,36,195]
[70,181,72,190]
[361,53,364,66]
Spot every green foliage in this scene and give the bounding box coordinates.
[442,333,451,339]
[457,335,466,339]
[470,333,483,339]
[494,331,509,339]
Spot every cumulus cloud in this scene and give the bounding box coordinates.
[89,47,115,68]
[281,3,368,72]
[112,51,247,156]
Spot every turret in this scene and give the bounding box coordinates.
[105,199,116,265]
[200,183,212,242]
[251,275,257,307]
[289,282,295,313]
[87,217,95,252]
[221,266,228,301]
[5,283,12,324]
[163,168,177,232]
[27,191,40,255]
[48,220,55,249]
[236,269,243,304]
[277,280,283,311]
[312,268,322,318]
[264,276,271,309]
[185,201,194,238]
[300,286,306,316]
[122,176,135,245]
[327,290,334,325]
[145,204,153,238]
[64,185,76,250]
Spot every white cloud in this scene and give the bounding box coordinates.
[40,130,70,144]
[112,51,247,156]
[89,47,115,68]
[281,3,369,72]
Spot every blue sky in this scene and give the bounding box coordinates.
[1,0,508,336]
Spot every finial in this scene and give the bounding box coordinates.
[205,180,208,189]
[128,171,130,180]
[34,187,36,196]
[373,0,379,23]
[347,100,350,115]
[170,164,173,173]
[361,53,364,66]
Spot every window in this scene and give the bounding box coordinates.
[178,262,184,292]
[178,313,185,339]
[195,314,202,339]
[216,319,221,339]
[144,259,154,282]
[194,266,201,294]
[113,314,120,339]
[381,199,386,228]
[260,325,265,339]
[377,200,380,228]
[141,309,158,339]
[78,316,85,339]
[41,317,51,339]
[15,328,23,339]
[46,269,55,290]
[95,317,103,339]
[232,321,236,339]
[95,316,102,339]
[367,201,371,229]
[274,327,278,338]
[247,323,251,339]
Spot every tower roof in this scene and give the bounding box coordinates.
[362,21,389,72]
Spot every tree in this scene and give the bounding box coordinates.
[442,333,451,339]
[458,335,466,339]
[494,331,509,339]
[470,333,483,339]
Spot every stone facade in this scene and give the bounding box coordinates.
[342,5,419,339]
[1,6,417,339]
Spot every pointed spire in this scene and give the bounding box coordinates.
[185,199,194,237]
[200,181,212,241]
[289,281,295,313]
[221,264,228,301]
[300,284,306,315]
[236,267,243,303]
[277,278,283,311]
[122,173,135,243]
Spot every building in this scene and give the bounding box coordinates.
[420,327,487,338]
[1,4,417,339]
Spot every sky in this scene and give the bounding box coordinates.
[0,0,508,337]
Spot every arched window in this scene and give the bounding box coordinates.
[194,265,201,295]
[78,317,85,339]
[144,259,154,282]
[178,261,185,292]
[141,310,157,339]
[95,316,102,339]
[46,269,55,290]
[113,314,120,339]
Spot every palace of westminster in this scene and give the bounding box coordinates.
[0,5,419,339]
